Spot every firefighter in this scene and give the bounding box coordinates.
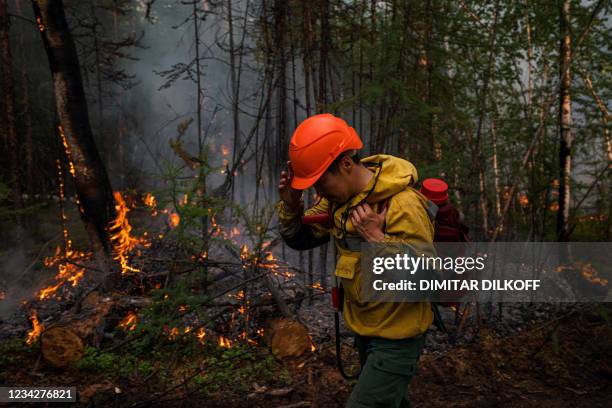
[277,113,434,408]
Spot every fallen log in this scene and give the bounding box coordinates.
[266,317,311,359]
[40,291,146,368]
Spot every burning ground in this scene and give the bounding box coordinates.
[0,192,611,406]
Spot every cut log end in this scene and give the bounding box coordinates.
[41,326,84,368]
[267,317,311,359]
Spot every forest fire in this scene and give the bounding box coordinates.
[3,1,610,405]
[218,336,232,348]
[168,327,180,340]
[25,310,44,345]
[168,212,180,228]
[196,327,206,343]
[311,282,324,291]
[118,311,138,331]
[38,242,88,300]
[58,125,76,178]
[143,192,158,215]
[35,16,45,32]
[109,191,150,274]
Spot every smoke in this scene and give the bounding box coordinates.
[113,1,266,198]
[0,245,37,320]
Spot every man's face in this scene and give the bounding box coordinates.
[313,156,354,204]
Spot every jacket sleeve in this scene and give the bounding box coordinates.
[381,188,435,255]
[278,198,331,250]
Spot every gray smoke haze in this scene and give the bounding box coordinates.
[118,0,279,202]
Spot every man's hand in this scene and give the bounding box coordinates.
[350,203,388,242]
[278,161,303,211]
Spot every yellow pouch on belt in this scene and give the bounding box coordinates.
[335,252,359,280]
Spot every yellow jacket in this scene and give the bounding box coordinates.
[278,154,434,339]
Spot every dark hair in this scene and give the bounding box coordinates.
[327,151,360,174]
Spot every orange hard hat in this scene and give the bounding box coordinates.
[289,113,363,190]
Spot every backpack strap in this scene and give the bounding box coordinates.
[425,199,439,222]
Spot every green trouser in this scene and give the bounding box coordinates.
[346,334,426,408]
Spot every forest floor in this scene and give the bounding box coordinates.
[1,206,611,406]
[1,301,610,407]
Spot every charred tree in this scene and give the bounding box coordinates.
[0,0,23,222]
[31,0,116,267]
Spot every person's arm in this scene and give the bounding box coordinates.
[278,198,331,250]
[277,161,330,250]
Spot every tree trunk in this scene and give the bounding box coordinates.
[21,54,34,199]
[32,0,116,268]
[0,0,23,222]
[491,117,501,218]
[474,1,500,238]
[556,0,572,242]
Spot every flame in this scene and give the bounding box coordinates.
[58,126,76,178]
[36,155,91,300]
[519,194,529,208]
[118,311,138,331]
[168,212,180,229]
[143,192,158,216]
[38,243,88,300]
[180,193,189,206]
[168,327,179,340]
[38,281,63,300]
[240,244,249,260]
[109,192,149,274]
[178,305,187,313]
[230,226,240,237]
[218,336,232,348]
[578,263,608,287]
[196,327,206,343]
[35,16,45,32]
[309,336,316,352]
[221,145,230,156]
[26,310,44,345]
[311,282,324,291]
[183,326,192,334]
